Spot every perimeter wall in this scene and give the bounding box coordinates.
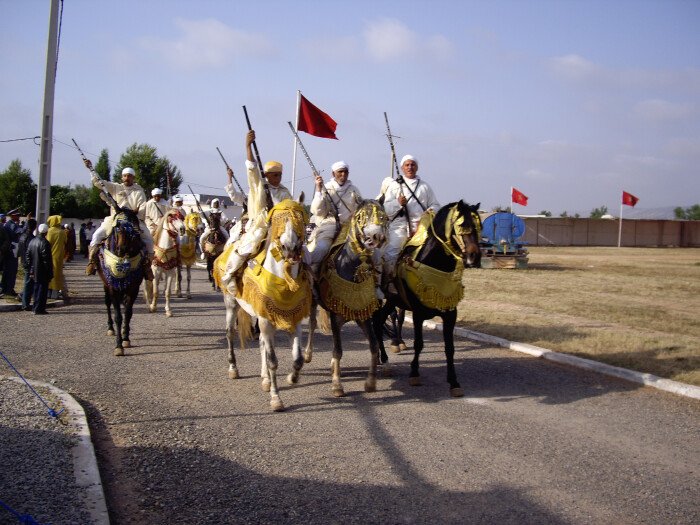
[521,218,700,247]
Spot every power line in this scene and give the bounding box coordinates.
[0,136,41,144]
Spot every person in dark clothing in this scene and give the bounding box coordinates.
[79,223,87,257]
[65,223,76,261]
[1,209,22,298]
[25,223,53,314]
[17,218,37,310]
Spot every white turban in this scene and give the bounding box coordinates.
[400,155,417,167]
[331,161,349,173]
[151,188,163,196]
[173,195,183,203]
[38,223,49,234]
[122,167,136,176]
[211,198,220,208]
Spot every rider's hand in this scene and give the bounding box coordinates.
[398,194,407,206]
[84,158,93,170]
[314,174,323,191]
[246,130,255,147]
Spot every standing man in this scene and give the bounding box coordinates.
[305,161,364,274]
[46,215,69,302]
[25,223,53,314]
[83,162,153,279]
[79,223,87,257]
[17,218,37,310]
[145,188,169,237]
[379,155,440,291]
[1,209,22,299]
[220,130,292,285]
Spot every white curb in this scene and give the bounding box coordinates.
[8,377,110,524]
[403,316,700,400]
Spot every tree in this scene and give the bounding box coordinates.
[559,211,569,218]
[674,205,700,220]
[48,184,108,219]
[491,205,509,212]
[94,149,111,181]
[114,143,183,197]
[590,205,608,219]
[539,210,552,217]
[0,159,37,214]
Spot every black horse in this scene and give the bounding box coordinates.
[96,210,145,356]
[374,200,482,397]
[304,200,389,397]
[201,213,226,290]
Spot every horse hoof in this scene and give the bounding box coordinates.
[122,340,131,348]
[332,385,345,397]
[270,397,285,412]
[365,379,377,393]
[228,368,240,380]
[286,373,299,385]
[176,293,183,298]
[107,329,115,336]
[380,364,392,378]
[409,376,422,387]
[148,306,156,313]
[261,379,271,392]
[165,311,173,318]
[303,351,313,364]
[399,342,408,352]
[186,294,192,300]
[450,387,464,398]
[114,347,124,357]
[390,344,401,354]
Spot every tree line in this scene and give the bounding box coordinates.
[0,143,183,219]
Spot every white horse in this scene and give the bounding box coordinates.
[214,199,310,412]
[176,212,202,299]
[144,210,185,317]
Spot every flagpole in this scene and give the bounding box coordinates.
[510,186,513,214]
[618,200,623,248]
[291,90,301,197]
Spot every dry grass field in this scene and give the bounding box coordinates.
[456,247,700,386]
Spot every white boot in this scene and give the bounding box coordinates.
[221,250,246,284]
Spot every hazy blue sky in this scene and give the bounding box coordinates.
[1,0,698,216]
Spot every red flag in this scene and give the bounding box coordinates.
[511,187,528,206]
[297,94,338,139]
[622,191,639,207]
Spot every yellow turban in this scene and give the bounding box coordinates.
[264,161,283,174]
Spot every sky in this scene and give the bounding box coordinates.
[1,0,699,217]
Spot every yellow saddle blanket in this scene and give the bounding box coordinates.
[102,248,142,279]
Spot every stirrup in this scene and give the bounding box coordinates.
[86,262,97,276]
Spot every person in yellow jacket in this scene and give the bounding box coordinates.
[46,215,69,302]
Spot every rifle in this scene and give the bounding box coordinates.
[187,184,208,224]
[242,106,274,211]
[287,121,341,236]
[216,146,248,214]
[72,138,122,214]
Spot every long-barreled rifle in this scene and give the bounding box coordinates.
[72,138,122,214]
[242,106,274,211]
[216,146,248,214]
[187,184,208,224]
[287,122,341,237]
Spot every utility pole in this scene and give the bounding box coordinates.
[36,0,60,224]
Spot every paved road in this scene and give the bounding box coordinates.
[2,259,698,524]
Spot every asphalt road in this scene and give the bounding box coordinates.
[2,259,698,524]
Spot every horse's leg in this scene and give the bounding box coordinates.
[330,313,345,397]
[373,302,393,366]
[225,294,239,379]
[164,270,173,317]
[442,310,463,397]
[207,257,215,288]
[303,300,317,363]
[149,268,159,313]
[358,318,379,393]
[143,278,152,309]
[260,320,284,412]
[122,290,135,349]
[260,325,270,391]
[104,286,115,336]
[186,265,192,299]
[389,308,402,354]
[286,324,304,385]
[176,264,182,297]
[113,294,124,356]
[409,314,425,386]
[397,308,407,351]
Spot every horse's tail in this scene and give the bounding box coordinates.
[316,307,332,336]
[237,308,254,349]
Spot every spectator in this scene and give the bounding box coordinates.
[46,215,69,302]
[0,214,8,285]
[79,223,87,257]
[65,223,76,262]
[1,209,22,299]
[25,223,53,314]
[17,218,37,310]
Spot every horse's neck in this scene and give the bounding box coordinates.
[262,242,300,279]
[412,229,456,272]
[335,243,371,281]
[156,225,177,249]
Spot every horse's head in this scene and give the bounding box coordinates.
[436,200,482,268]
[349,200,389,253]
[167,210,186,237]
[184,212,202,234]
[111,210,142,257]
[268,199,308,264]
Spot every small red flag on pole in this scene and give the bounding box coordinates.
[297,94,338,139]
[511,187,528,206]
[622,191,639,207]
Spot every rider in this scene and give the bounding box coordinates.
[219,130,292,286]
[145,188,169,237]
[305,161,363,275]
[84,162,154,280]
[378,155,440,293]
[171,194,186,217]
[199,199,229,257]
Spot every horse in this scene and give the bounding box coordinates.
[303,200,389,397]
[143,209,185,317]
[202,212,226,290]
[176,212,202,299]
[213,198,310,412]
[95,210,145,356]
[374,200,482,397]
